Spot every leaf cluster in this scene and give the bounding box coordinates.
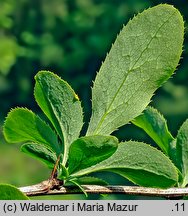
[2,4,186,198]
[133,106,188,187]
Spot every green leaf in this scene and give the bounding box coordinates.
[176,119,188,187]
[0,184,29,200]
[71,141,178,188]
[3,108,60,154]
[64,176,108,197]
[67,179,88,197]
[58,165,69,180]
[68,135,118,174]
[87,4,184,136]
[132,106,174,154]
[75,176,108,186]
[34,71,83,164]
[20,143,57,169]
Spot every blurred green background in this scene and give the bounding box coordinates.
[0,0,188,200]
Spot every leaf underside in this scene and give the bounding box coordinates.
[3,108,60,154]
[71,141,178,188]
[132,106,174,155]
[176,119,188,187]
[34,71,83,163]
[65,176,108,186]
[76,176,108,186]
[87,4,184,136]
[21,143,57,169]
